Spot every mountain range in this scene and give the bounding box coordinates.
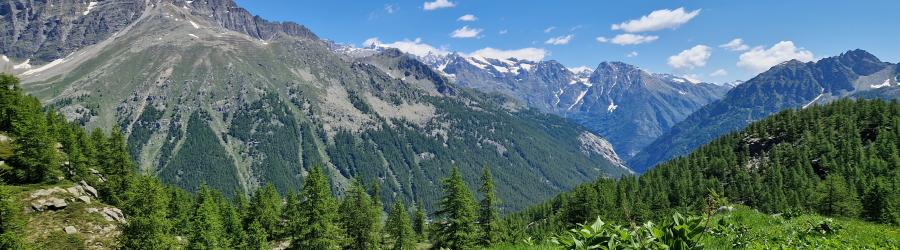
[335,47,733,159]
[629,49,900,172]
[0,0,629,210]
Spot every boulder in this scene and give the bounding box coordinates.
[48,197,68,210]
[64,226,78,234]
[78,195,91,204]
[79,181,98,197]
[101,207,126,223]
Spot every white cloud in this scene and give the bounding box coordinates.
[611,7,701,33]
[719,38,749,51]
[569,66,593,74]
[451,26,483,38]
[668,45,712,69]
[384,4,396,14]
[710,69,728,77]
[457,14,477,21]
[626,51,639,57]
[468,47,547,61]
[681,74,701,83]
[499,29,508,35]
[737,41,814,73]
[544,26,556,33]
[423,0,455,10]
[364,37,450,57]
[599,34,658,45]
[545,34,575,45]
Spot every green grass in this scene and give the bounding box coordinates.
[488,206,899,249]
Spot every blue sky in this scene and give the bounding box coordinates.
[234,0,900,83]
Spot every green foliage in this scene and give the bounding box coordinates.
[188,184,228,249]
[338,181,381,249]
[433,167,479,249]
[413,199,427,241]
[160,112,240,197]
[552,213,706,250]
[7,91,60,183]
[478,167,503,246]
[385,199,415,250]
[507,99,900,242]
[248,183,282,240]
[120,176,177,249]
[289,166,341,249]
[0,185,27,249]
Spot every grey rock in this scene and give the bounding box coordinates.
[79,181,98,197]
[64,226,78,234]
[78,195,92,204]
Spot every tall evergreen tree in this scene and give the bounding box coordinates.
[433,167,478,249]
[120,176,176,249]
[338,180,381,249]
[101,128,134,205]
[245,219,270,250]
[413,199,427,241]
[477,167,502,246]
[816,174,861,217]
[385,199,415,250]
[188,184,228,249]
[8,95,59,183]
[290,166,341,249]
[249,183,282,240]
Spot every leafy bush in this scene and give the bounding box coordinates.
[551,213,706,249]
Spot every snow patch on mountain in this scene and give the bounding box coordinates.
[83,2,97,16]
[871,79,891,88]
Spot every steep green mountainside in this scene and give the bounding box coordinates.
[505,99,900,241]
[630,50,899,172]
[6,0,629,211]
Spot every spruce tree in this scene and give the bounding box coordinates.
[385,199,415,250]
[249,183,282,240]
[188,184,228,249]
[434,167,478,249]
[9,95,59,183]
[167,187,193,237]
[219,194,247,248]
[816,174,860,217]
[290,166,340,249]
[245,219,270,250]
[413,199,427,241]
[338,180,381,249]
[120,176,176,249]
[477,167,502,246]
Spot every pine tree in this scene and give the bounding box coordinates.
[385,199,415,250]
[245,219,270,250]
[413,199,427,241]
[433,167,478,249]
[477,167,502,246]
[816,174,861,217]
[188,184,228,249]
[219,194,247,248]
[101,128,134,206]
[167,187,194,237]
[9,95,59,183]
[249,183,282,240]
[282,190,301,239]
[338,180,381,249]
[290,166,341,249]
[120,176,176,249]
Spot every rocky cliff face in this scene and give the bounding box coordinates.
[3,0,630,211]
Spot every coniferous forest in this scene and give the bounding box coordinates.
[2,69,899,249]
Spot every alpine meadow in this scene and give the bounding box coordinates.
[1,0,898,249]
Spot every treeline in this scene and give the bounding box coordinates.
[0,74,510,249]
[506,99,900,241]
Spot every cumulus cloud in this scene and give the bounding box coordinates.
[710,69,728,77]
[364,37,449,57]
[668,45,712,69]
[451,26,483,38]
[611,7,701,33]
[544,26,556,33]
[737,41,814,73]
[468,47,547,61]
[384,4,396,14]
[423,0,455,10]
[626,51,639,57]
[457,14,477,21]
[720,38,749,51]
[545,34,575,45]
[596,34,658,45]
